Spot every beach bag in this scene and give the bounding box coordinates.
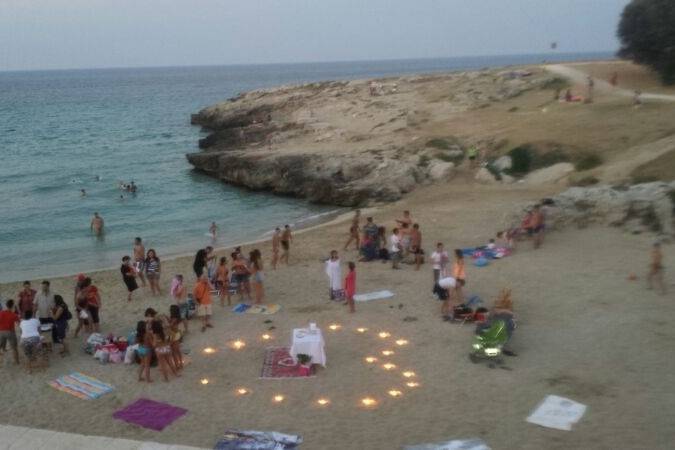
[474,307,489,323]
[124,344,139,364]
[329,289,345,301]
[79,309,89,320]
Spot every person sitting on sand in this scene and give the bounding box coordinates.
[193,274,213,332]
[121,256,139,302]
[480,288,517,357]
[90,212,104,236]
[647,242,666,295]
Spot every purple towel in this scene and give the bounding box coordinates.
[113,398,187,431]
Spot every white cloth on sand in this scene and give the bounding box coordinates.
[404,438,491,450]
[325,259,342,291]
[438,277,457,289]
[526,395,587,431]
[354,290,395,302]
[290,328,326,367]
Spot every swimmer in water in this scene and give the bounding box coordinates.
[129,181,137,193]
[209,222,218,240]
[90,212,104,236]
[94,175,101,182]
[80,189,86,197]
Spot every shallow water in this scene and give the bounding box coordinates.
[0,52,612,282]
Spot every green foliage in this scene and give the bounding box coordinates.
[296,353,312,365]
[506,145,534,175]
[618,0,675,85]
[575,154,603,171]
[539,77,571,91]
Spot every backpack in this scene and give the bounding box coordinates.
[63,307,73,321]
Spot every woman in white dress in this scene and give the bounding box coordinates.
[325,250,342,300]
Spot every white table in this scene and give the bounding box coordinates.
[290,328,326,367]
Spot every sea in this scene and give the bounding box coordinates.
[0,51,613,283]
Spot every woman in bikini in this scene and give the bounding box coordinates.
[136,321,153,382]
[249,249,265,305]
[151,320,178,382]
[232,254,251,303]
[216,257,231,306]
[168,305,184,371]
[451,249,466,304]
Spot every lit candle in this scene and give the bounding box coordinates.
[231,340,246,350]
[395,339,409,346]
[402,371,416,378]
[378,332,391,339]
[203,347,216,354]
[365,356,378,363]
[382,363,396,370]
[356,327,367,333]
[236,387,250,395]
[273,394,285,403]
[388,390,403,397]
[316,398,330,406]
[381,350,394,356]
[361,397,377,407]
[261,334,272,341]
[328,324,341,331]
[406,382,420,388]
[200,378,209,385]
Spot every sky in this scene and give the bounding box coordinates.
[0,0,630,71]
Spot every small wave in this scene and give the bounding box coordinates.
[259,208,344,237]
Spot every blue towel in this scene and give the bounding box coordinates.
[232,303,251,314]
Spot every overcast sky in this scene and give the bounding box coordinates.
[0,0,629,71]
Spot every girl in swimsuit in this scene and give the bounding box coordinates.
[136,321,153,382]
[216,257,231,306]
[168,305,184,371]
[151,320,178,382]
[451,249,467,304]
[249,250,265,305]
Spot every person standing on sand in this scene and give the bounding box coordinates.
[216,257,231,306]
[90,212,104,236]
[647,243,667,295]
[193,274,213,332]
[73,274,90,337]
[33,280,55,325]
[586,76,594,103]
[78,277,101,333]
[0,299,21,365]
[431,243,449,284]
[249,249,265,305]
[232,252,251,302]
[343,210,361,251]
[396,210,413,228]
[531,205,545,249]
[17,281,36,318]
[390,228,403,269]
[280,224,293,265]
[271,227,281,269]
[451,249,466,304]
[193,248,208,279]
[145,249,162,296]
[325,250,342,300]
[121,256,139,302]
[344,261,356,313]
[133,238,147,287]
[410,223,423,270]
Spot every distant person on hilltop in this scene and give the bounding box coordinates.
[90,212,104,236]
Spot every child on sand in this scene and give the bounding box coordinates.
[168,305,184,370]
[193,274,213,332]
[121,256,138,302]
[271,227,281,270]
[451,249,466,304]
[216,257,231,306]
[152,320,178,382]
[648,243,667,295]
[249,250,265,305]
[344,262,356,313]
[145,249,162,296]
[136,321,152,382]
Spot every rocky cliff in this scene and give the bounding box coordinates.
[186,68,558,206]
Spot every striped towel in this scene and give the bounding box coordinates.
[48,372,114,400]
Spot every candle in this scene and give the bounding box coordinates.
[231,340,246,350]
[236,387,250,395]
[273,394,285,403]
[361,397,377,407]
[200,378,209,385]
[261,334,272,341]
[406,382,420,388]
[378,332,391,339]
[365,357,378,363]
[402,371,416,378]
[382,363,396,370]
[316,398,330,406]
[381,350,394,356]
[203,347,216,354]
[395,339,409,346]
[356,327,368,333]
[328,324,341,331]
[388,390,403,397]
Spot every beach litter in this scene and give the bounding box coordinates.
[404,438,491,450]
[48,372,114,400]
[354,290,395,302]
[214,429,302,450]
[526,395,587,431]
[113,398,187,431]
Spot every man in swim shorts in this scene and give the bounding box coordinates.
[271,227,281,270]
[90,212,104,236]
[280,225,292,265]
[133,237,147,287]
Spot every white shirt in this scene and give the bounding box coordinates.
[20,318,41,339]
[390,234,402,253]
[33,291,55,319]
[431,251,448,270]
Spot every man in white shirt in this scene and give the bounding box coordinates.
[33,280,55,325]
[390,228,403,269]
[431,243,449,284]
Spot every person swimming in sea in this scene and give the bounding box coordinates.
[90,212,104,236]
[80,189,86,197]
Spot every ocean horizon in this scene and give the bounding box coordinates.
[0,51,614,284]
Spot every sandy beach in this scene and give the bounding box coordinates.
[0,180,672,450]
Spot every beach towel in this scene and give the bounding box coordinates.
[474,257,489,267]
[233,303,281,315]
[48,372,114,400]
[260,347,314,379]
[214,430,302,450]
[526,395,587,431]
[353,290,395,302]
[113,398,187,431]
[404,438,491,450]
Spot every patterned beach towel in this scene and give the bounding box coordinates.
[260,347,314,379]
[233,303,281,315]
[48,372,114,400]
[215,429,302,449]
